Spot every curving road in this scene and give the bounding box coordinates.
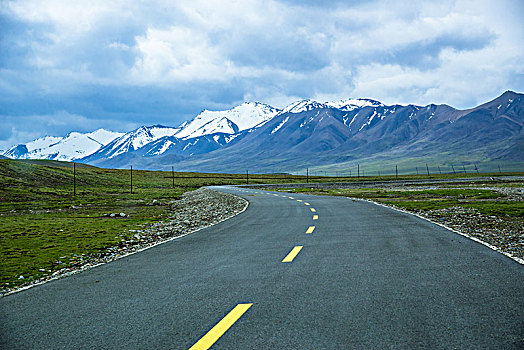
[1,186,523,349]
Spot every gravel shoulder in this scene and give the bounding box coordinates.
[1,187,248,296]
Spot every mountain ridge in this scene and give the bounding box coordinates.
[3,91,523,172]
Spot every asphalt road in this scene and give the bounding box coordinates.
[1,186,523,349]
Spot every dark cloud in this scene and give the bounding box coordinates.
[363,31,496,70]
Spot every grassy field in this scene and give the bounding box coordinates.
[1,159,522,292]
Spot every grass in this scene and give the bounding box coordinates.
[0,160,195,290]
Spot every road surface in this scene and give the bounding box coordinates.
[1,186,523,349]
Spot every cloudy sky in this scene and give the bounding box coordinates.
[1,0,523,149]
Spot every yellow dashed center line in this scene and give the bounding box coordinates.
[313,215,318,220]
[306,226,315,234]
[296,199,303,202]
[288,197,294,199]
[310,208,316,212]
[304,202,310,206]
[189,303,253,350]
[282,246,304,263]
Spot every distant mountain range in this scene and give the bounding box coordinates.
[3,91,523,173]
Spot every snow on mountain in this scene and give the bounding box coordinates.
[281,99,330,114]
[280,98,384,114]
[326,98,383,111]
[85,125,180,160]
[183,117,240,139]
[88,129,125,145]
[26,136,63,152]
[2,129,123,161]
[174,102,280,139]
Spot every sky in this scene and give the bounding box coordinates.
[1,0,523,149]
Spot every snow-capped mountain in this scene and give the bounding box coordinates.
[278,98,384,114]
[174,102,279,139]
[82,125,180,161]
[82,102,280,161]
[280,99,330,114]
[326,98,384,111]
[102,90,521,173]
[3,129,123,161]
[4,91,522,172]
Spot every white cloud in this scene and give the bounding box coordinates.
[130,26,229,84]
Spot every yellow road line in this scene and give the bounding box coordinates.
[288,197,294,199]
[310,208,316,212]
[296,199,303,202]
[306,226,315,234]
[189,303,253,350]
[304,202,310,206]
[282,246,303,263]
[313,215,318,220]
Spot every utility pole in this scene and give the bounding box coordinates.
[452,165,456,174]
[474,164,479,174]
[416,167,419,175]
[395,165,398,179]
[438,166,442,174]
[306,168,309,184]
[73,162,76,196]
[172,166,175,188]
[498,165,502,174]
[246,170,249,185]
[357,164,360,178]
[426,163,430,176]
[130,165,133,194]
[463,165,467,174]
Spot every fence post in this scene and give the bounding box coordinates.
[130,165,133,194]
[73,162,76,196]
[426,163,430,176]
